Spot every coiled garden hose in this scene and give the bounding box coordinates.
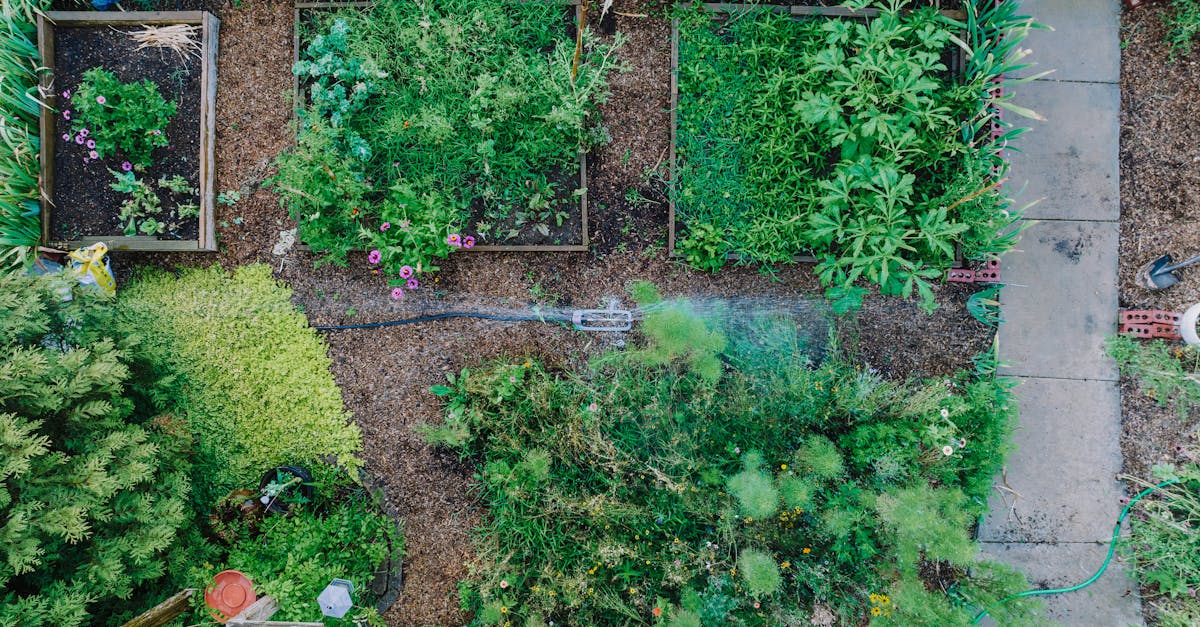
[971,479,1180,624]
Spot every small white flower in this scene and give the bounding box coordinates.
[940,408,950,418]
[942,445,954,456]
[958,438,967,449]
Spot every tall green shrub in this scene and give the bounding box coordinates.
[116,265,362,502]
[0,273,190,625]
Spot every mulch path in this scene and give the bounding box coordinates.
[1119,5,1200,624]
[101,1,994,623]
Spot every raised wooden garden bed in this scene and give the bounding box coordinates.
[38,11,218,252]
[292,0,588,252]
[668,3,972,264]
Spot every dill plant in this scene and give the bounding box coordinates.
[425,286,1039,625]
[674,0,1034,310]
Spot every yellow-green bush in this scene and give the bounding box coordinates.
[117,265,361,501]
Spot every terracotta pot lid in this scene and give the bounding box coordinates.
[204,569,257,623]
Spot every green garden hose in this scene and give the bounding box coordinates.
[971,479,1179,624]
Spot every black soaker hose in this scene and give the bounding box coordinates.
[314,311,566,332]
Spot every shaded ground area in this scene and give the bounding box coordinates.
[102,1,994,623]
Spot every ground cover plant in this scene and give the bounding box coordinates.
[423,282,1040,625]
[673,0,1038,310]
[1109,335,1200,419]
[0,0,45,269]
[1122,463,1200,627]
[276,0,620,297]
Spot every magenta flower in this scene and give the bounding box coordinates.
[96,95,106,104]
[463,235,476,249]
[74,135,85,144]
[62,110,71,120]
[152,129,162,135]
[80,128,89,137]
[390,287,404,300]
[61,89,71,99]
[398,265,414,279]
[447,233,462,247]
[61,133,70,141]
[88,150,98,159]
[86,139,95,149]
[380,222,391,231]
[121,161,132,172]
[367,249,382,264]
[406,277,419,290]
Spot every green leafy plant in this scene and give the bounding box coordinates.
[1122,464,1200,621]
[110,170,163,235]
[674,0,1039,310]
[423,289,1036,624]
[70,67,175,167]
[678,222,726,272]
[1166,0,1200,57]
[1107,335,1200,418]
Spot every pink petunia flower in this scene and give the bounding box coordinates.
[96,95,106,104]
[406,278,419,290]
[367,249,382,264]
[86,139,95,149]
[380,222,391,231]
[62,110,71,120]
[152,129,162,135]
[75,135,85,144]
[80,128,89,137]
[398,265,414,279]
[61,89,71,99]
[390,287,404,300]
[88,150,98,159]
[447,233,462,247]
[121,161,132,172]
[61,133,70,141]
[463,235,476,249]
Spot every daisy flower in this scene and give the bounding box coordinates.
[367,249,382,264]
[406,277,419,290]
[447,233,462,247]
[941,445,954,456]
[390,287,404,300]
[463,235,476,249]
[398,265,414,279]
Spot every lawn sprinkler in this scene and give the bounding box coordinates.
[1135,252,1200,291]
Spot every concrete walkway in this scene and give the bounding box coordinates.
[982,1,1143,624]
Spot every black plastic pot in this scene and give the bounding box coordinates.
[258,465,315,515]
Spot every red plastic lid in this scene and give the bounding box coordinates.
[204,570,257,623]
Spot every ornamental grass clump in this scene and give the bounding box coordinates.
[424,283,1041,625]
[674,0,1042,311]
[0,0,46,269]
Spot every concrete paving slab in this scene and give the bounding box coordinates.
[1010,0,1121,84]
[980,377,1124,543]
[979,542,1143,626]
[1004,80,1120,221]
[998,220,1119,381]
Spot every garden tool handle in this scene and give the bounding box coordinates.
[1163,253,1200,273]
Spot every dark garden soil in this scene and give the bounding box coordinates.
[48,25,202,242]
[1120,5,1200,624]
[105,1,995,624]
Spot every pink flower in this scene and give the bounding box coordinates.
[406,277,419,290]
[398,265,414,279]
[447,233,462,247]
[74,134,85,144]
[96,95,106,104]
[80,128,89,137]
[121,161,132,172]
[62,110,71,120]
[463,235,476,249]
[390,287,404,300]
[61,133,70,141]
[367,249,382,264]
[88,150,98,159]
[380,221,391,231]
[152,129,162,135]
[61,89,71,99]
[86,139,95,149]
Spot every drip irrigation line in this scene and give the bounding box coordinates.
[971,478,1180,624]
[314,311,566,331]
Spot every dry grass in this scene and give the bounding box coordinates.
[126,24,201,63]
